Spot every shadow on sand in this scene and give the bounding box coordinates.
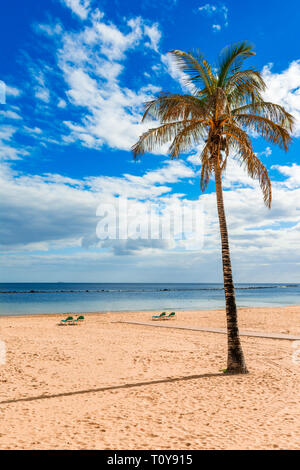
[0,372,230,405]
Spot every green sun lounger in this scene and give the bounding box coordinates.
[166,312,176,319]
[152,312,166,320]
[75,315,85,324]
[60,316,74,325]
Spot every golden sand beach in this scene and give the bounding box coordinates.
[0,307,299,450]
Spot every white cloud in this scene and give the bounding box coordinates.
[0,126,28,160]
[31,69,51,103]
[62,0,91,20]
[56,14,164,150]
[161,53,184,83]
[222,159,259,190]
[221,5,228,25]
[35,23,63,37]
[92,17,143,60]
[272,163,300,189]
[3,159,300,281]
[262,61,300,135]
[198,4,217,14]
[87,160,194,199]
[198,3,229,29]
[5,85,22,97]
[0,160,195,251]
[35,87,50,103]
[0,110,22,120]
[23,126,42,135]
[58,98,67,108]
[144,23,162,52]
[258,146,272,158]
[161,53,197,94]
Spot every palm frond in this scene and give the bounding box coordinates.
[132,120,197,159]
[230,140,272,207]
[224,132,271,207]
[169,120,208,158]
[218,41,255,87]
[234,114,292,150]
[223,122,253,148]
[169,49,214,93]
[142,93,210,123]
[233,102,294,131]
[227,87,263,109]
[200,144,213,192]
[225,69,266,95]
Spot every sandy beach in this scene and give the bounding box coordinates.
[0,306,299,450]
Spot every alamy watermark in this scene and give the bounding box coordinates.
[0,80,6,104]
[96,198,205,249]
[292,340,300,365]
[0,340,6,365]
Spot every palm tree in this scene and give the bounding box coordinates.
[132,41,294,374]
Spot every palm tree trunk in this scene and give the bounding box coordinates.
[214,163,248,374]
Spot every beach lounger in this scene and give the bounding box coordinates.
[59,316,74,325]
[75,315,85,324]
[152,312,166,321]
[166,312,176,319]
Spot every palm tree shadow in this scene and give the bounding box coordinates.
[0,372,228,406]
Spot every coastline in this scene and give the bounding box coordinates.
[1,307,225,319]
[2,282,300,317]
[0,304,300,319]
[0,306,299,449]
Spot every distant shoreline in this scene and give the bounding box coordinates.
[2,285,299,294]
[2,283,300,316]
[0,305,299,319]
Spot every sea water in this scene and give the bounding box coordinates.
[0,283,299,316]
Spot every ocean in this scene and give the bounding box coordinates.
[0,282,300,316]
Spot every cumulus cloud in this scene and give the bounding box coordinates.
[272,163,300,189]
[262,61,300,135]
[62,0,91,20]
[0,160,195,251]
[144,23,162,52]
[54,14,164,150]
[2,158,300,281]
[99,238,174,256]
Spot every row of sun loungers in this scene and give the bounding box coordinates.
[59,312,175,325]
[59,315,85,325]
[152,312,176,321]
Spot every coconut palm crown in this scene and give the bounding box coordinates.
[132,41,294,374]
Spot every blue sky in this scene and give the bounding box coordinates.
[1,0,300,282]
